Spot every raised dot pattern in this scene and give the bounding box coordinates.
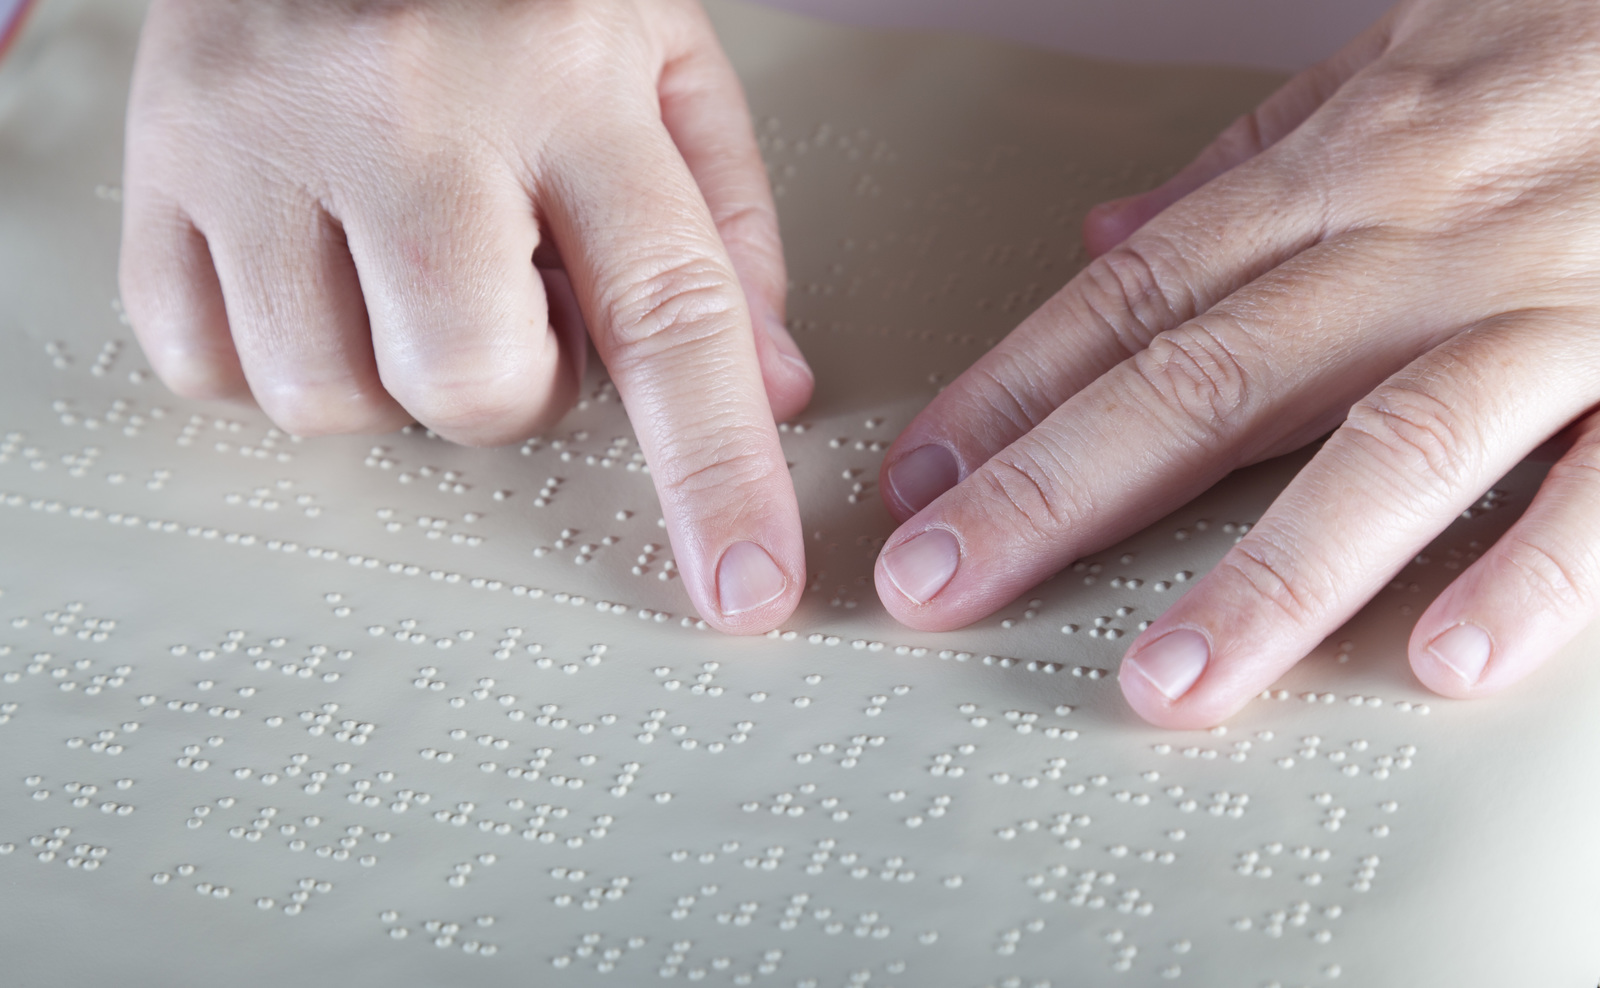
[0,3,1594,986]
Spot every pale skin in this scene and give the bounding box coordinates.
[121,0,1600,729]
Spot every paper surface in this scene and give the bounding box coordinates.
[0,2,1596,985]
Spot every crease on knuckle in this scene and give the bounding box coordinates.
[1079,240,1195,356]
[652,428,773,501]
[1131,320,1256,444]
[1343,386,1475,494]
[969,450,1076,541]
[1218,532,1326,626]
[1500,534,1591,615]
[959,363,1052,438]
[599,253,742,367]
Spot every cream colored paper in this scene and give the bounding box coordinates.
[0,2,1595,985]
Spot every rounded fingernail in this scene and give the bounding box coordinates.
[886,444,960,515]
[1126,629,1210,701]
[1086,196,1132,221]
[752,299,813,383]
[881,529,960,604]
[776,343,813,383]
[1427,622,1493,685]
[716,541,788,616]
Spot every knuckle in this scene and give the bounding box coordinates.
[1325,62,1465,150]
[406,383,535,445]
[598,253,743,367]
[1498,535,1593,615]
[955,362,1053,438]
[1342,385,1476,494]
[255,383,339,437]
[652,425,775,501]
[254,381,389,438]
[1320,64,1523,213]
[156,358,237,402]
[1130,320,1256,442]
[1216,530,1329,626]
[1079,240,1196,355]
[967,448,1078,541]
[121,297,241,403]
[390,353,551,446]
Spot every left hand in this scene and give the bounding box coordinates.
[872,0,1600,728]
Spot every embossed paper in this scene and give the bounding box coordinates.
[1,2,1597,985]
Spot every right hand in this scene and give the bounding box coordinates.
[119,0,813,633]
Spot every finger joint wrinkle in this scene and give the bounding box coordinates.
[1220,537,1323,625]
[976,453,1072,537]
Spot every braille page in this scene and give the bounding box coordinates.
[1,2,1597,986]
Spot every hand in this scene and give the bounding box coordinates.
[119,0,813,633]
[872,0,1600,727]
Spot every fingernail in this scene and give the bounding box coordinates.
[1126,629,1210,701]
[1086,197,1131,222]
[887,444,960,514]
[776,343,813,382]
[716,541,787,616]
[748,294,813,384]
[1427,622,1493,685]
[881,529,960,604]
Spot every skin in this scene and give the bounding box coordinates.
[875,0,1600,726]
[119,0,813,636]
[123,0,1600,728]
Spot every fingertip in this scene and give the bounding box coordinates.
[1117,628,1240,730]
[253,381,413,438]
[1118,663,1197,729]
[1407,550,1577,702]
[874,527,967,632]
[704,539,802,635]
[881,443,960,519]
[1082,196,1149,258]
[1409,618,1494,700]
[763,347,814,424]
[750,302,814,423]
[647,425,806,637]
[1117,672,1240,730]
[145,343,251,404]
[118,203,249,403]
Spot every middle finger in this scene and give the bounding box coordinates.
[878,153,1328,521]
[874,228,1495,631]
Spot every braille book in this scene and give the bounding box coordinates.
[0,1,1595,984]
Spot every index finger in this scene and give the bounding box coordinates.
[540,111,803,635]
[877,150,1329,522]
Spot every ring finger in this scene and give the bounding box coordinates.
[875,227,1498,632]
[1120,309,1600,727]
[204,198,409,436]
[1408,405,1600,698]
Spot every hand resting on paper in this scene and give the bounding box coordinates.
[874,0,1600,726]
[117,0,812,636]
[117,0,1600,730]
